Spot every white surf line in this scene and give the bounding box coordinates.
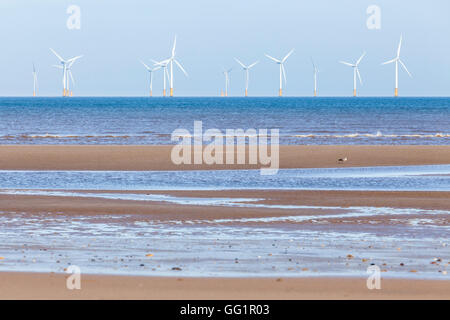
[0,189,264,206]
[182,206,450,225]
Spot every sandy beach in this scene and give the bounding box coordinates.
[0,145,449,171]
[0,145,449,300]
[1,272,449,300]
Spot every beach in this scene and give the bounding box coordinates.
[0,144,448,299]
[0,145,449,170]
[1,273,449,300]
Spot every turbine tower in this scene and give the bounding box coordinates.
[50,48,82,97]
[311,58,319,97]
[32,63,38,97]
[140,60,160,96]
[382,35,412,97]
[265,49,294,96]
[167,36,188,97]
[222,68,232,97]
[153,59,170,96]
[234,58,258,97]
[339,52,365,97]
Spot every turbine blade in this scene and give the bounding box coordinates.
[50,48,65,62]
[140,60,150,70]
[172,35,177,57]
[248,61,259,69]
[265,54,281,63]
[356,52,366,65]
[67,55,83,63]
[339,61,354,67]
[174,59,188,77]
[282,49,294,63]
[234,58,246,68]
[381,58,396,65]
[311,57,316,70]
[281,64,287,84]
[69,70,75,86]
[397,34,403,58]
[356,67,363,85]
[399,59,412,78]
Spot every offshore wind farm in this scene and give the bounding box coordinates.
[30,35,417,98]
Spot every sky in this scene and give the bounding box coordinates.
[0,0,449,97]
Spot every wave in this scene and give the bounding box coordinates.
[293,131,450,138]
[0,134,134,139]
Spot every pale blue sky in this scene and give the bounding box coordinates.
[0,0,449,96]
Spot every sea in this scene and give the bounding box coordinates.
[0,97,449,145]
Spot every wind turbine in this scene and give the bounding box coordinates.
[32,63,38,97]
[167,36,188,97]
[265,49,294,96]
[222,68,232,97]
[311,58,319,97]
[234,58,258,97]
[382,35,412,97]
[339,52,365,97]
[65,60,78,97]
[153,59,170,96]
[140,60,161,97]
[50,48,82,97]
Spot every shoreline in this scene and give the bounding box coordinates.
[0,145,449,171]
[0,272,448,300]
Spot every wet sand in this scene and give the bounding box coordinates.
[0,272,448,300]
[0,145,449,171]
[1,190,449,221]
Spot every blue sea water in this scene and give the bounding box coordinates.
[0,165,449,191]
[0,97,449,145]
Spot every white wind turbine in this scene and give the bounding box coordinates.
[265,49,294,96]
[234,58,258,97]
[140,60,161,97]
[222,68,232,97]
[153,59,170,96]
[66,60,76,97]
[32,63,38,97]
[311,58,319,97]
[339,52,365,97]
[50,48,82,97]
[167,36,188,97]
[381,35,412,97]
[53,59,79,97]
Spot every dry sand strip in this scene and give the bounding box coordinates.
[0,145,449,171]
[0,272,448,300]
